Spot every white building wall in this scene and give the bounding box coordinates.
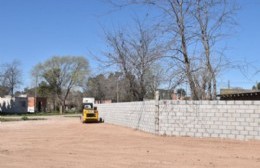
[0,97,28,114]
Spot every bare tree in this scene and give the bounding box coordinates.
[102,19,163,101]
[109,0,237,100]
[32,56,89,114]
[193,0,237,99]
[0,60,22,97]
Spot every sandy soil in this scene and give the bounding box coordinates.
[0,116,259,168]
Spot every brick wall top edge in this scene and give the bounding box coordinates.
[96,100,259,106]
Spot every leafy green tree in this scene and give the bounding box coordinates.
[86,74,106,101]
[85,72,140,102]
[32,56,89,113]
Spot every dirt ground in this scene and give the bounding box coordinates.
[0,116,259,168]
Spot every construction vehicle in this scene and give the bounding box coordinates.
[81,97,99,123]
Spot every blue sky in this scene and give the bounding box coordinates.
[0,0,259,92]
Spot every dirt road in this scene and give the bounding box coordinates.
[0,116,259,168]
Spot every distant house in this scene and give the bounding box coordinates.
[218,88,260,100]
[28,97,47,113]
[0,95,47,114]
[0,95,28,114]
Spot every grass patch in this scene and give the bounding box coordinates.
[0,118,20,122]
[0,111,81,117]
[21,116,28,120]
[63,115,81,118]
[0,116,46,122]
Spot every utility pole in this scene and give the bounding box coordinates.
[34,75,38,112]
[116,79,119,102]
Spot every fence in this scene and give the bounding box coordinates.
[97,100,260,140]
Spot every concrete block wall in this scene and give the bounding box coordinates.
[97,101,156,134]
[97,100,260,140]
[159,100,260,140]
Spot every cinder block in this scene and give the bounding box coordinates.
[210,117,219,121]
[244,118,254,122]
[215,113,223,117]
[223,113,232,117]
[227,134,236,139]
[186,132,195,137]
[245,109,254,113]
[236,126,244,131]
[244,101,253,105]
[159,130,166,135]
[210,125,218,129]
[206,121,214,125]
[207,112,215,117]
[231,130,239,135]
[219,134,227,138]
[235,101,244,105]
[253,101,260,105]
[227,118,236,122]
[245,126,254,131]
[249,122,258,127]
[249,131,258,136]
[236,135,245,140]
[245,136,254,140]
[201,101,210,105]
[219,117,228,122]
[166,130,172,135]
[194,125,202,129]
[217,101,226,105]
[189,128,197,132]
[240,130,248,135]
[219,125,227,129]
[214,129,222,134]
[236,109,246,113]
[255,136,260,140]
[198,128,205,133]
[239,122,249,126]
[250,114,259,118]
[209,101,217,105]
[211,133,219,138]
[227,101,235,105]
[219,108,228,113]
[226,125,235,130]
[222,121,231,126]
[180,132,187,136]
[236,118,245,122]
[227,109,236,113]
[240,114,250,118]
[175,128,183,132]
[185,124,193,128]
[223,130,231,134]
[203,133,210,137]
[214,121,222,125]
[172,131,180,136]
[195,132,202,137]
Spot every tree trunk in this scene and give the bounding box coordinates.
[212,77,217,100]
[59,105,63,114]
[181,33,199,100]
